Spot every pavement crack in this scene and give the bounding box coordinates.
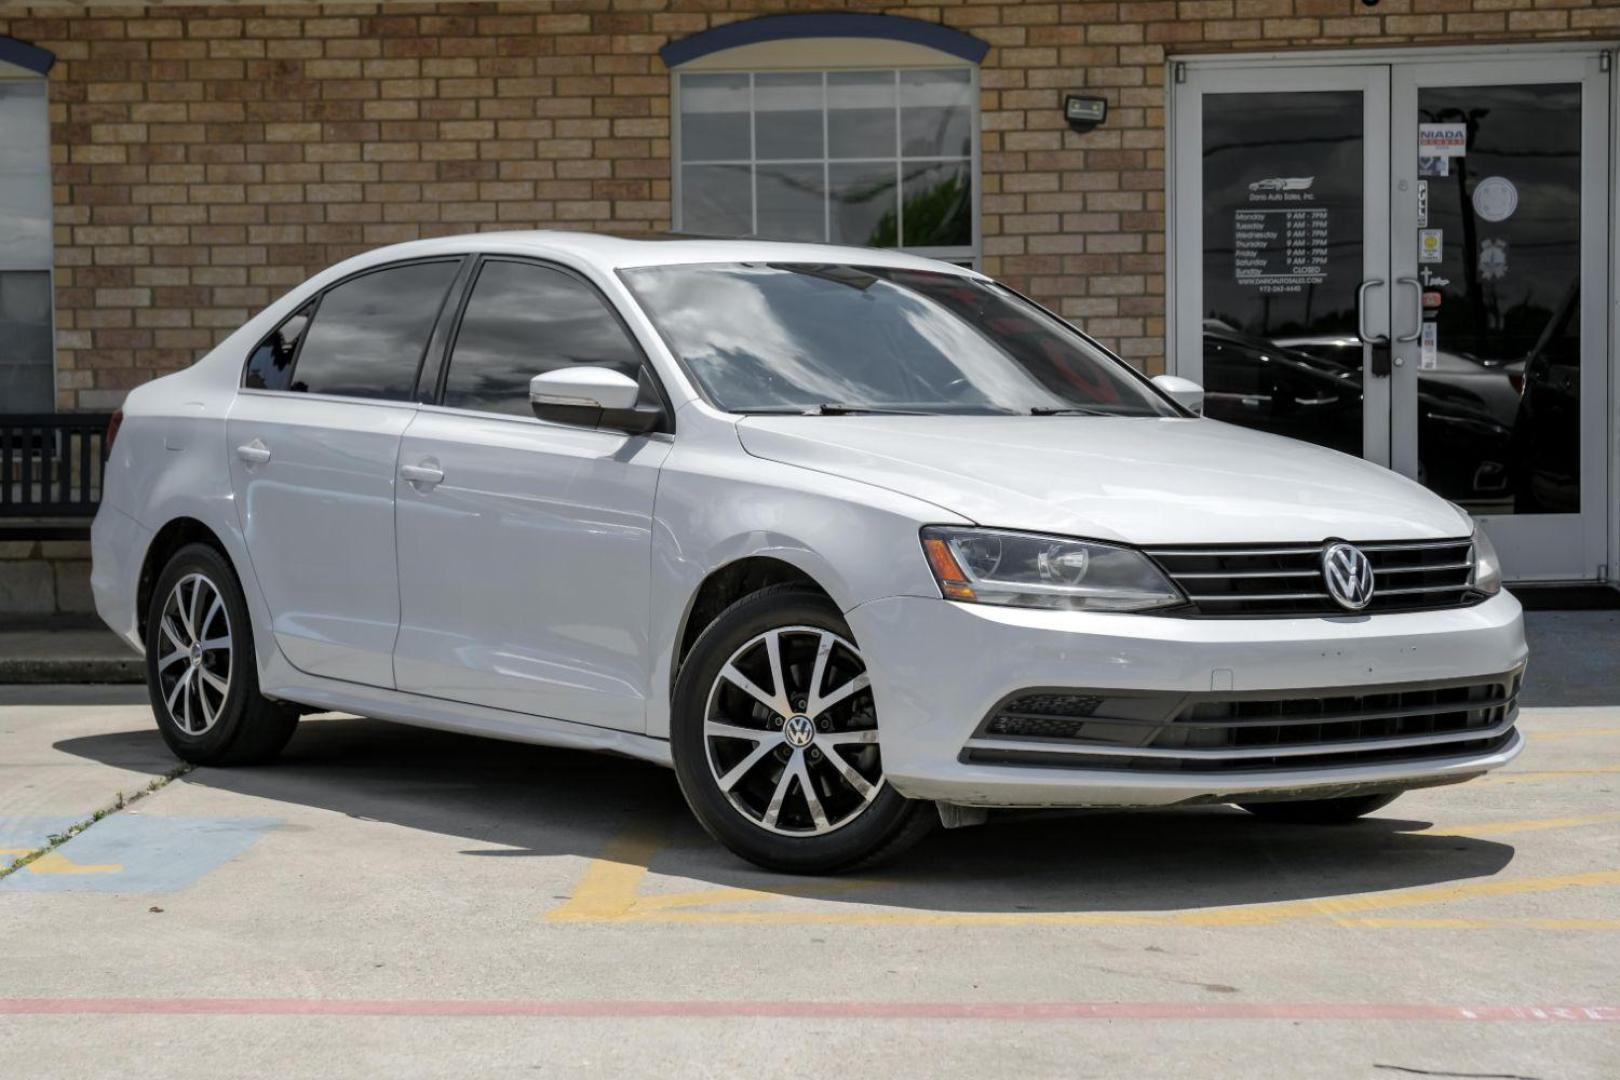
[1373,1065,1543,1080]
[0,763,193,881]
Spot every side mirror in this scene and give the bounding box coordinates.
[529,367,662,434]
[1151,374,1204,415]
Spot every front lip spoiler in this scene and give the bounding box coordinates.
[888,728,1525,808]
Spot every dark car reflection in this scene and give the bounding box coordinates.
[1200,321,1362,456]
[1200,320,1525,510]
[1508,282,1581,514]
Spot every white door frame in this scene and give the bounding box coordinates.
[1168,42,1617,584]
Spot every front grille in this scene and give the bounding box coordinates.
[963,669,1521,774]
[1146,538,1480,617]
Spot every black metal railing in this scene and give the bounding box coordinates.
[0,413,113,519]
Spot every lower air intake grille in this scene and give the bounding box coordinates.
[963,669,1522,774]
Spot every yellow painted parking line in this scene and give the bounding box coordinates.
[1481,766,1620,785]
[544,820,1620,928]
[1527,727,1620,741]
[629,879,886,913]
[0,847,121,875]
[1418,812,1620,837]
[546,825,664,922]
[1332,917,1620,931]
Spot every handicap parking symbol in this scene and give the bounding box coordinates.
[0,816,281,892]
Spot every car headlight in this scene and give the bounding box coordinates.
[920,526,1184,612]
[1470,525,1503,597]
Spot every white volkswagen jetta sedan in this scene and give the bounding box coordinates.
[91,232,1526,872]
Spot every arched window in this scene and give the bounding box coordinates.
[0,36,56,413]
[664,14,987,266]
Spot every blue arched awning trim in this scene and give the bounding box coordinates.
[0,36,56,76]
[660,13,989,68]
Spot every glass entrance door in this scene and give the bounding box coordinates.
[1173,50,1612,582]
[1390,55,1610,581]
[1174,65,1392,466]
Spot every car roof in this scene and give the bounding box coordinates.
[335,230,984,277]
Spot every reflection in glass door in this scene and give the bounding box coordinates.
[1174,50,1611,582]
[1174,66,1392,468]
[1391,56,1609,581]
[1199,90,1370,457]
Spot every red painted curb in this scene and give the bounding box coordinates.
[0,999,1614,1021]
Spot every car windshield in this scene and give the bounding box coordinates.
[619,263,1179,417]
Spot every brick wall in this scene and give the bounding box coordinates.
[4,0,1618,409]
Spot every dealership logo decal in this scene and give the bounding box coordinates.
[1248,177,1314,193]
[1321,542,1375,611]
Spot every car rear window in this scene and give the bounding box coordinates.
[287,260,460,401]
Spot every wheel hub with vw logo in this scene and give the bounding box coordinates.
[702,625,885,837]
[1320,540,1375,611]
[782,713,817,748]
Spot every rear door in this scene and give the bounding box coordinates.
[226,257,464,687]
[392,257,671,731]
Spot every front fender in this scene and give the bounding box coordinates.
[644,433,964,740]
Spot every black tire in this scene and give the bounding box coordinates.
[1237,792,1400,825]
[671,585,932,874]
[144,542,298,765]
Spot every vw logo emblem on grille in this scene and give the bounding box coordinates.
[1321,541,1375,611]
[783,714,816,748]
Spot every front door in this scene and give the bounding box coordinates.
[1173,48,1612,581]
[392,257,672,732]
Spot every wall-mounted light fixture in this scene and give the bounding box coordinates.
[1064,95,1108,134]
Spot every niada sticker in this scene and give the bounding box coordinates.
[1418,228,1444,263]
[1419,322,1438,370]
[1418,122,1468,158]
[1472,176,1518,223]
[1479,238,1508,280]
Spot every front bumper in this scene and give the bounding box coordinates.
[846,590,1527,808]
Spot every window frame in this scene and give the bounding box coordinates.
[671,64,982,268]
[427,254,676,434]
[238,255,469,405]
[0,78,56,414]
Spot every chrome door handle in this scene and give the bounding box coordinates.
[235,441,271,464]
[400,462,444,485]
[1356,279,1386,345]
[1395,277,1424,343]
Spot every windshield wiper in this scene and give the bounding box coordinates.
[812,403,930,416]
[739,404,931,416]
[1028,405,1110,416]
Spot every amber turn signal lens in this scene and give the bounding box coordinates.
[922,536,976,601]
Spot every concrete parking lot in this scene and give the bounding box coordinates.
[2,614,1617,1079]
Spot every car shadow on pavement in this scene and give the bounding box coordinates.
[54,712,1517,917]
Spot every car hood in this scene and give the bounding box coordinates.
[735,415,1471,545]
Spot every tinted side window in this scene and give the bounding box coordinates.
[243,301,314,391]
[291,260,460,400]
[442,260,646,416]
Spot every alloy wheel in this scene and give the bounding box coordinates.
[702,625,884,836]
[155,572,233,735]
